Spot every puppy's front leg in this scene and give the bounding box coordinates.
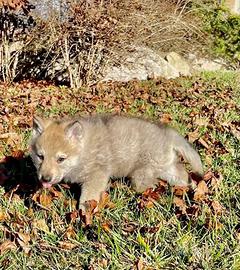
[79,173,109,212]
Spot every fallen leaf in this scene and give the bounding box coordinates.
[173,186,189,196]
[235,224,240,241]
[211,200,224,215]
[98,191,115,210]
[58,241,77,250]
[142,188,160,201]
[11,150,25,160]
[66,210,79,223]
[79,200,98,226]
[98,258,108,268]
[39,192,52,207]
[64,225,77,240]
[101,222,112,233]
[206,218,223,231]
[203,171,214,181]
[16,232,31,254]
[188,129,200,143]
[140,225,160,234]
[50,188,63,198]
[122,222,138,234]
[32,219,49,233]
[0,210,9,222]
[136,257,144,270]
[0,240,17,254]
[173,196,187,214]
[193,181,209,202]
[230,125,240,140]
[138,185,165,210]
[195,117,209,127]
[186,204,200,218]
[27,208,34,217]
[198,138,209,149]
[236,232,240,241]
[160,113,172,124]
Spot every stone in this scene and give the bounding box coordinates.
[102,46,179,82]
[165,51,191,76]
[191,57,226,72]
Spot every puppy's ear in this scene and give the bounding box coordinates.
[32,116,50,138]
[65,120,83,141]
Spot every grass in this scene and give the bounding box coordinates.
[0,71,239,269]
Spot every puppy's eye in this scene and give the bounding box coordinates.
[57,156,67,164]
[37,154,44,161]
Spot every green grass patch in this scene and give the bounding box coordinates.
[0,71,239,269]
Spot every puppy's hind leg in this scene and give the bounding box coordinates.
[130,167,159,193]
[159,162,190,186]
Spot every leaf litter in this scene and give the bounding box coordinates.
[0,77,238,266]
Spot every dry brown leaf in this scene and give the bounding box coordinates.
[27,208,34,217]
[66,210,79,223]
[211,200,224,215]
[122,222,138,234]
[50,188,63,198]
[193,181,209,202]
[203,171,214,181]
[0,240,17,254]
[63,198,77,210]
[136,257,144,270]
[0,209,9,222]
[230,125,240,140]
[186,204,200,218]
[142,188,160,201]
[188,129,200,143]
[11,150,25,160]
[207,219,224,231]
[98,258,108,268]
[32,218,49,233]
[58,241,77,250]
[140,225,160,234]
[101,222,112,233]
[198,138,209,149]
[39,193,52,207]
[173,196,187,214]
[64,225,77,240]
[173,186,189,196]
[138,186,165,210]
[160,113,172,124]
[195,117,209,127]
[16,232,31,254]
[98,191,115,210]
[236,232,240,241]
[79,200,98,226]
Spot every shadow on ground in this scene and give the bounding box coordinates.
[0,154,81,205]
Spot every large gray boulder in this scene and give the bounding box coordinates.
[102,46,180,82]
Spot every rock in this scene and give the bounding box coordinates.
[165,52,191,76]
[102,46,179,82]
[190,56,227,72]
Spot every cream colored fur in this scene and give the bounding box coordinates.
[30,114,203,210]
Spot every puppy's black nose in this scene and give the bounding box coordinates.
[41,175,52,182]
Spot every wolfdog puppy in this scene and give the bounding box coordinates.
[30,114,203,210]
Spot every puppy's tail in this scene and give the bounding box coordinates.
[169,128,203,176]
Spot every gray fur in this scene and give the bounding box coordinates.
[30,114,203,209]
